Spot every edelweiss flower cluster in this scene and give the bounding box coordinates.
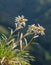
[15,15,45,37]
[27,24,45,36]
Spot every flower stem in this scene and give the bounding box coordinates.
[23,37,34,50]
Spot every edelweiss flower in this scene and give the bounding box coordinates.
[15,15,28,27]
[30,24,37,30]
[36,24,45,35]
[27,24,37,33]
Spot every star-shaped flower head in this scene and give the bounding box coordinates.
[15,15,28,28]
[36,24,45,35]
[27,24,37,33]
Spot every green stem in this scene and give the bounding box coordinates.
[23,37,34,50]
[23,33,33,38]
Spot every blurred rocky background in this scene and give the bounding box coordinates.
[0,0,51,65]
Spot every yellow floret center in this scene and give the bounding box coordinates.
[19,18,24,23]
[37,27,43,32]
[31,25,36,30]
